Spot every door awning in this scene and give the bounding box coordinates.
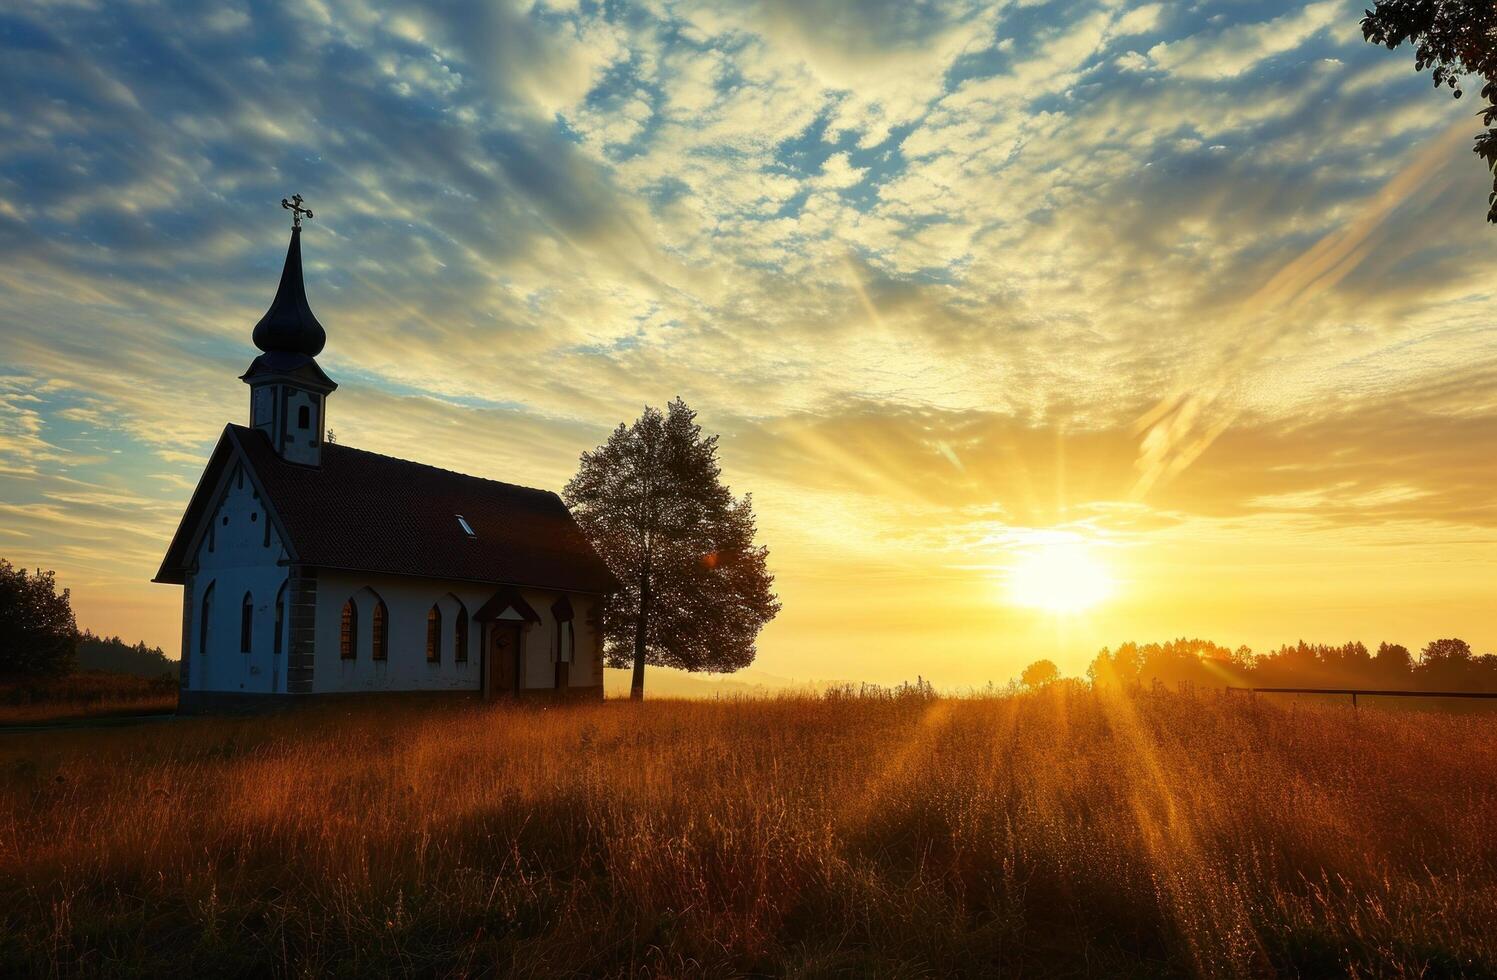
[474,585,541,624]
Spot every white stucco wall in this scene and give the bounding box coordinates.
[189,461,291,693]
[248,382,323,466]
[180,458,601,697]
[313,569,599,694]
[281,388,322,466]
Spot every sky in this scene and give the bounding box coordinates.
[2,0,1495,687]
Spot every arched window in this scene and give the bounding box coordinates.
[552,596,575,690]
[552,596,575,663]
[426,606,441,663]
[454,608,468,663]
[240,592,254,653]
[341,599,358,660]
[199,581,215,655]
[274,581,286,656]
[372,601,388,661]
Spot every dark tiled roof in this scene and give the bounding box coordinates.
[156,425,618,594]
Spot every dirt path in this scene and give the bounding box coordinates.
[0,712,178,735]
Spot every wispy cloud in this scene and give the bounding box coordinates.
[0,0,1493,677]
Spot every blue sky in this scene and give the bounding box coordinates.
[2,0,1494,683]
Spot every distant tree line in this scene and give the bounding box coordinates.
[76,631,176,679]
[1087,637,1497,693]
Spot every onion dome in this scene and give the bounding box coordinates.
[252,225,326,357]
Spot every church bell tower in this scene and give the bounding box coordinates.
[240,195,337,467]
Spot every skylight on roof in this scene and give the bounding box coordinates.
[456,515,476,538]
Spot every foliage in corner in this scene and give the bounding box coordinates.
[0,558,78,678]
[1362,1,1497,221]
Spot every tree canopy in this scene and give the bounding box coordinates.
[1362,1,1497,221]
[1021,659,1059,689]
[0,558,78,678]
[564,398,779,699]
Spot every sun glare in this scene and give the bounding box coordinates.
[1006,537,1114,613]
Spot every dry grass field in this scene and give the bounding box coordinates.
[0,671,177,727]
[2,688,1496,977]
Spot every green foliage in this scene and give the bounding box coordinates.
[564,398,780,696]
[0,558,77,679]
[1362,1,1497,221]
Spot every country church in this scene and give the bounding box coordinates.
[155,199,617,710]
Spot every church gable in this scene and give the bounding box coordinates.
[195,460,288,572]
[154,429,297,584]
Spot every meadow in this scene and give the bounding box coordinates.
[2,689,1495,977]
[0,671,177,727]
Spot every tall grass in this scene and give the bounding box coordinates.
[0,671,177,726]
[2,689,1495,976]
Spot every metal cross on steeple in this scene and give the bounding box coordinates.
[281,193,313,228]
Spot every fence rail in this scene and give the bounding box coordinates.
[1225,686,1497,707]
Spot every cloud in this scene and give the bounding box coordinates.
[1147,1,1344,80]
[812,152,868,190]
[1,0,1495,672]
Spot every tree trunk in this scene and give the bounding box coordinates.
[631,566,650,700]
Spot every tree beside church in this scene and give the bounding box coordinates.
[565,399,779,700]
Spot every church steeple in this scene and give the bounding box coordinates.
[252,221,326,357]
[240,195,337,467]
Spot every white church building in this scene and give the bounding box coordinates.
[155,201,617,710]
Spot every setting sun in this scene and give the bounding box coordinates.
[1007,537,1115,614]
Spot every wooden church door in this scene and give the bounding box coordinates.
[485,622,522,699]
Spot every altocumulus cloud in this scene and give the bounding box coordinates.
[0,0,1494,667]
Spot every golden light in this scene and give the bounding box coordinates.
[1006,536,1115,613]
